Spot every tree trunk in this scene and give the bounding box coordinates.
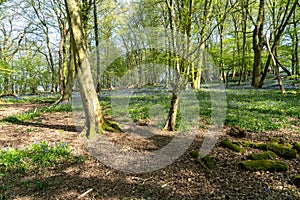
[251,0,265,88]
[62,44,75,102]
[93,0,101,93]
[265,37,286,95]
[65,0,119,138]
[59,28,69,99]
[164,92,179,131]
[292,9,299,77]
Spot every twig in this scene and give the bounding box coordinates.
[76,188,93,199]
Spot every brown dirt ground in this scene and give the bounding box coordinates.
[0,103,299,200]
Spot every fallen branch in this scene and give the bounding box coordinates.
[76,188,93,199]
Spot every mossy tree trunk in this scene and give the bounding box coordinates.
[64,0,117,138]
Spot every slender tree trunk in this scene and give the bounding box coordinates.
[62,44,75,102]
[292,9,299,77]
[265,37,285,94]
[59,28,69,99]
[94,0,101,93]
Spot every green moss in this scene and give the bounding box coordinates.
[243,140,297,159]
[101,118,122,133]
[220,139,245,154]
[269,137,280,143]
[241,141,267,149]
[266,143,297,159]
[196,156,215,172]
[200,156,215,170]
[241,140,252,147]
[294,174,300,187]
[251,142,267,149]
[189,150,199,159]
[247,151,277,160]
[240,160,288,172]
[293,142,300,153]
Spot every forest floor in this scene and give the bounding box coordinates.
[0,102,300,200]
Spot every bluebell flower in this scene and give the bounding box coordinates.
[264,187,270,193]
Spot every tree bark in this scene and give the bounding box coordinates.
[251,0,265,88]
[65,0,119,138]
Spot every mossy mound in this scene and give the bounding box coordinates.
[293,142,300,153]
[293,174,300,187]
[269,137,292,148]
[247,151,277,160]
[266,143,297,159]
[241,141,267,149]
[221,139,245,154]
[242,140,297,159]
[240,160,288,172]
[199,156,215,170]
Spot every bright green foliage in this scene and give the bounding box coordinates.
[247,151,277,160]
[224,89,300,132]
[0,141,83,173]
[240,160,288,172]
[220,139,245,154]
[99,87,300,132]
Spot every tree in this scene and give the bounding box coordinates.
[0,1,31,94]
[251,0,265,88]
[258,0,298,88]
[29,0,58,92]
[64,0,119,138]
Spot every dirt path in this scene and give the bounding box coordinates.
[0,104,299,199]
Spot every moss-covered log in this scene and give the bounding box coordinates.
[242,140,297,159]
[220,139,245,154]
[247,151,277,160]
[241,141,267,149]
[240,160,288,172]
[266,143,297,159]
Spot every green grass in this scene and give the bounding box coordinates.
[1,111,41,123]
[99,87,300,133]
[225,89,300,132]
[0,141,84,174]
[0,141,84,198]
